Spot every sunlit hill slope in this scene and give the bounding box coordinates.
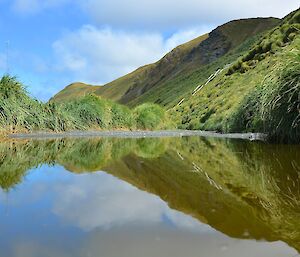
[53,8,300,142]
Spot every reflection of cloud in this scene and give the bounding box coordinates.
[0,166,60,206]
[165,208,211,232]
[52,173,163,230]
[52,172,212,233]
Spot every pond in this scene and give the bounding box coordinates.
[0,136,299,257]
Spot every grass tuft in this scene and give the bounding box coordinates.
[0,77,174,134]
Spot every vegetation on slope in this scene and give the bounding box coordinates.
[0,75,172,135]
[227,9,300,75]
[51,82,100,103]
[229,50,300,142]
[173,9,300,142]
[52,33,209,104]
[101,18,279,106]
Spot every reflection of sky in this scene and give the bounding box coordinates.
[0,165,297,257]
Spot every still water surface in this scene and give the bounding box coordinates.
[0,136,299,257]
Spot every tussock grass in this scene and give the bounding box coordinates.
[172,9,300,143]
[0,75,173,134]
[134,103,171,130]
[228,49,300,143]
[0,75,73,132]
[226,9,300,75]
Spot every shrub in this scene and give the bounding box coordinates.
[63,94,110,129]
[110,103,134,129]
[134,103,166,130]
[135,138,167,158]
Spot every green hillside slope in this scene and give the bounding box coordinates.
[51,82,100,103]
[52,17,279,106]
[173,8,300,142]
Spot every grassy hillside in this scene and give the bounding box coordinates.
[173,8,300,142]
[52,17,279,106]
[51,82,100,103]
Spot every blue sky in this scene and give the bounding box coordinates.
[0,0,299,101]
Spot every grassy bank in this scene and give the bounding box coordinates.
[173,10,300,143]
[228,50,300,142]
[0,75,173,135]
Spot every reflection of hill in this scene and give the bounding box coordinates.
[0,138,170,189]
[103,138,300,252]
[0,137,299,252]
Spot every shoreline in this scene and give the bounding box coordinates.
[8,130,267,141]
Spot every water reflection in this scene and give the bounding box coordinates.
[0,137,299,256]
[52,172,207,232]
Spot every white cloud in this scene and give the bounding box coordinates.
[81,0,300,29]
[52,25,211,84]
[12,0,70,14]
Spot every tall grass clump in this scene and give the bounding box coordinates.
[0,75,27,98]
[62,94,111,129]
[62,95,136,130]
[134,103,169,130]
[0,75,74,132]
[110,102,134,129]
[228,49,300,143]
[226,9,300,75]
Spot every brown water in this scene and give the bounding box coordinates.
[0,136,299,257]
